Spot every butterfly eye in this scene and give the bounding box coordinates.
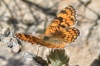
[43,36,50,41]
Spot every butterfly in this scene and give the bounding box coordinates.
[15,5,80,48]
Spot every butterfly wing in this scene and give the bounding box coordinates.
[15,33,66,48]
[51,27,79,43]
[45,5,77,36]
[44,27,79,46]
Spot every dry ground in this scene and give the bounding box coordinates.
[0,0,100,66]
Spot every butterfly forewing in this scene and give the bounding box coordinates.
[45,5,77,36]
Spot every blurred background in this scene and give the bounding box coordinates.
[0,0,100,66]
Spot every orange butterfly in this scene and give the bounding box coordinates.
[15,5,80,48]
